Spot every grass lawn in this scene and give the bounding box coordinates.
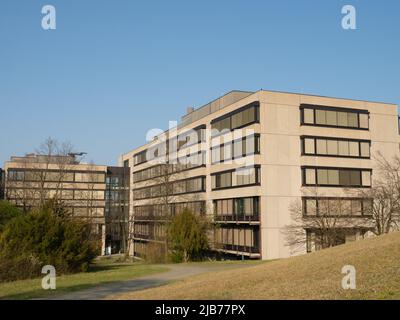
[0,257,168,300]
[113,232,400,300]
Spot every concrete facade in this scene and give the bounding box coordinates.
[121,90,399,260]
[3,155,130,255]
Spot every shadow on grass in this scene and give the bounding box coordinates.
[1,263,167,300]
[88,264,132,273]
[3,277,170,300]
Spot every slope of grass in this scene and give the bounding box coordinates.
[113,232,400,300]
[0,258,168,300]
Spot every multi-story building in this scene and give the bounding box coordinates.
[105,165,130,254]
[3,154,129,255]
[121,90,399,260]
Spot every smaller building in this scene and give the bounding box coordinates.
[3,154,129,255]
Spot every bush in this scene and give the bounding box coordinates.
[0,207,99,282]
[145,242,167,264]
[0,201,22,232]
[167,209,210,263]
[0,254,42,283]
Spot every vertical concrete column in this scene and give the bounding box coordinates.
[101,224,106,256]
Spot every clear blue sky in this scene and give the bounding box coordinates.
[1,0,399,166]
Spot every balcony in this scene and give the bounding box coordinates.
[214,214,260,224]
[134,215,171,222]
[215,244,261,257]
[133,233,150,240]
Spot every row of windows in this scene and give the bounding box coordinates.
[133,176,205,200]
[10,202,105,216]
[214,227,260,249]
[133,143,167,166]
[72,207,105,216]
[134,104,259,167]
[133,152,206,183]
[134,223,167,240]
[303,167,371,187]
[105,189,129,202]
[7,170,105,183]
[303,198,373,217]
[133,127,206,166]
[211,103,259,136]
[214,197,259,217]
[301,105,369,129]
[211,135,260,164]
[133,150,147,166]
[211,166,260,190]
[301,105,369,130]
[306,229,366,253]
[169,126,206,151]
[7,188,105,200]
[301,137,370,158]
[134,201,205,219]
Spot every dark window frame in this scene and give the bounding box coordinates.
[211,102,260,137]
[301,166,372,188]
[300,104,370,130]
[302,196,374,218]
[211,165,261,191]
[6,168,106,184]
[210,134,261,164]
[300,135,371,159]
[132,175,206,200]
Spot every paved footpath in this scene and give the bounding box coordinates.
[44,263,252,300]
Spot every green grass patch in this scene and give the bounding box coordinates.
[0,258,168,300]
[113,232,400,300]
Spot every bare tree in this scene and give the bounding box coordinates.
[34,137,76,208]
[128,151,206,259]
[352,152,400,235]
[283,189,373,254]
[5,137,77,213]
[128,162,185,260]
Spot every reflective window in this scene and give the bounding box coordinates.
[301,106,369,130]
[302,137,370,158]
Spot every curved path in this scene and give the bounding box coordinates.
[45,263,252,300]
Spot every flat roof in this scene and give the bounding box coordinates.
[259,89,398,106]
[122,89,398,156]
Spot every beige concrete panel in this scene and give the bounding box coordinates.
[300,157,372,168]
[366,102,398,116]
[262,91,301,106]
[262,104,300,135]
[262,134,301,166]
[300,95,367,110]
[370,113,399,142]
[262,164,301,197]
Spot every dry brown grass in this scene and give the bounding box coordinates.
[112,232,400,300]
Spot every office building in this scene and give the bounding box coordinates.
[121,90,399,260]
[3,154,129,254]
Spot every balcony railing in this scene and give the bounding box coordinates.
[133,233,150,240]
[214,214,260,223]
[134,215,171,221]
[217,244,260,254]
[133,233,167,241]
